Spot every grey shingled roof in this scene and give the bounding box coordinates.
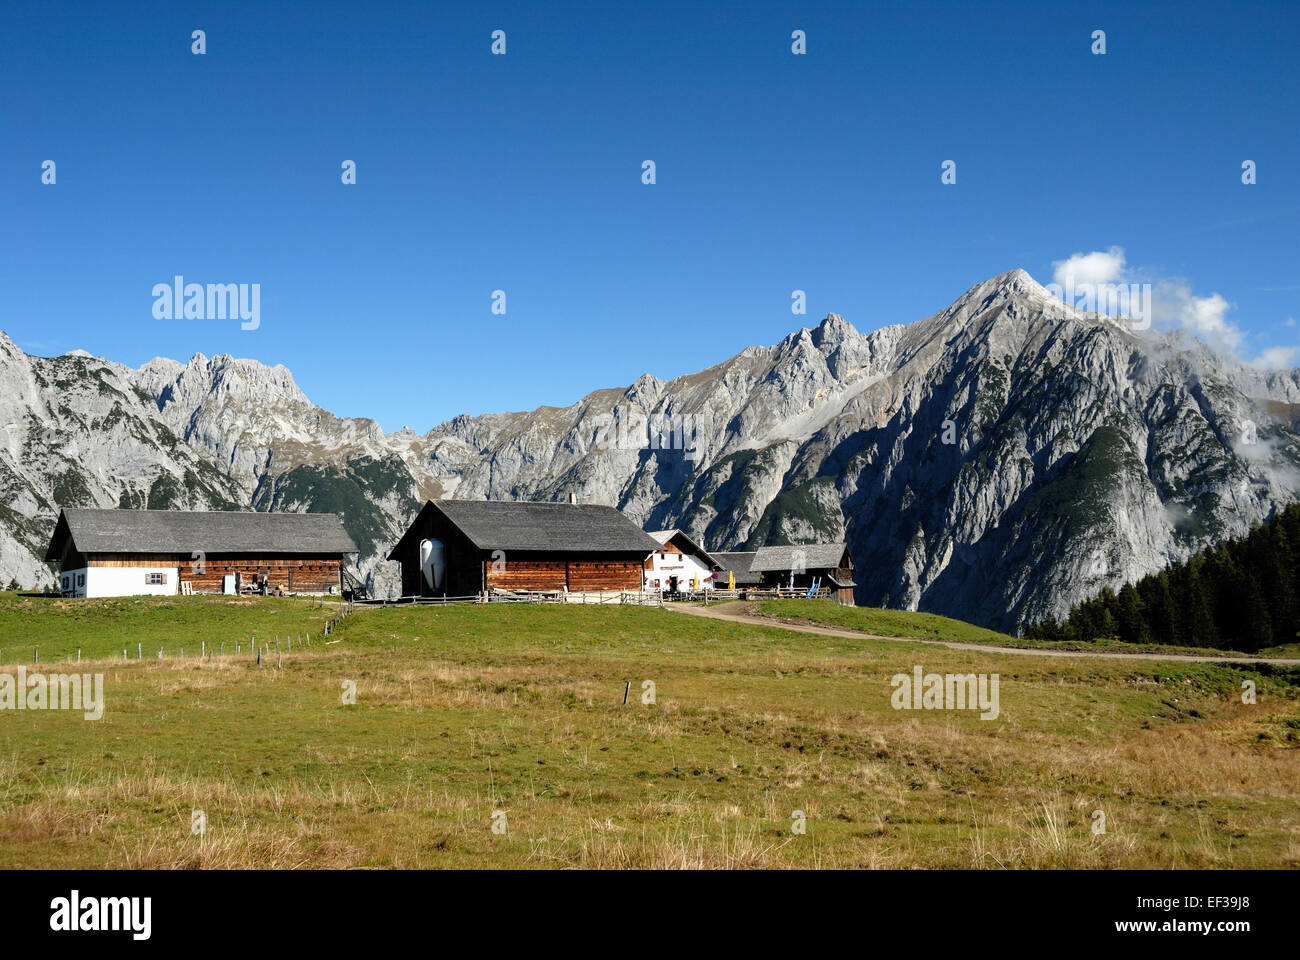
[711,550,763,585]
[749,543,850,572]
[432,500,661,553]
[647,529,722,570]
[45,508,357,560]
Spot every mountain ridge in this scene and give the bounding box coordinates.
[3,268,1298,631]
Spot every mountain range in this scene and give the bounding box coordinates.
[3,268,1298,632]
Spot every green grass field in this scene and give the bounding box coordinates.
[751,599,1283,658]
[1,595,1297,868]
[0,593,339,664]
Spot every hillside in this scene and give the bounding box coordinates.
[0,597,1296,868]
[1026,503,1300,653]
[2,269,1299,631]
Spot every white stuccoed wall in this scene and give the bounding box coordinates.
[85,566,179,598]
[644,551,714,591]
[57,567,88,597]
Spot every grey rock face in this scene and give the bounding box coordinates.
[3,269,1297,632]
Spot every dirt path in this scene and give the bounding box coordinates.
[664,603,1300,665]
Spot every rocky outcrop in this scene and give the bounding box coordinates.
[3,269,1297,632]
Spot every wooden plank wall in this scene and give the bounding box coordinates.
[484,559,644,592]
[567,560,643,591]
[183,559,341,594]
[85,554,179,567]
[485,559,567,592]
[84,555,341,594]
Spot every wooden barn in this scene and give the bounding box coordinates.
[44,508,358,598]
[387,499,662,598]
[748,543,857,604]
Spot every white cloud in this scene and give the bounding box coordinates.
[1048,246,1296,368]
[1051,246,1127,288]
[1248,346,1300,370]
[1151,282,1240,353]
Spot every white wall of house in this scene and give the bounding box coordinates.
[77,566,179,598]
[644,550,714,591]
[57,567,88,598]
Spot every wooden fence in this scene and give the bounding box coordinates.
[358,587,829,606]
[361,590,664,607]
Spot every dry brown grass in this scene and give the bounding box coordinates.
[1,603,1297,868]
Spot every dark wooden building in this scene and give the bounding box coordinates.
[748,543,857,604]
[44,508,358,598]
[388,499,662,598]
[710,550,764,589]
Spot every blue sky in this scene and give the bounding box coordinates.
[3,0,1297,430]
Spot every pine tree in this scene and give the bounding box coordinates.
[1115,583,1147,645]
[1184,562,1220,648]
[1024,503,1300,653]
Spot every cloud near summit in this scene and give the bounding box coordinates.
[1050,246,1294,368]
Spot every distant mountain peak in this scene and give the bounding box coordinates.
[1,267,1297,630]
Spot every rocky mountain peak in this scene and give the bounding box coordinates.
[809,313,857,348]
[0,330,22,362]
[1,268,1296,630]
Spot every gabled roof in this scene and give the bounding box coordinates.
[710,550,763,585]
[748,543,852,572]
[45,508,357,561]
[388,499,661,558]
[647,529,723,570]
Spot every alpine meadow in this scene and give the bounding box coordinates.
[2,0,1297,945]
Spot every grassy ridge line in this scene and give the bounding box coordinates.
[749,599,1286,659]
[1,602,1297,868]
[0,593,338,663]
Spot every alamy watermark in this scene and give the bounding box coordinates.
[152,276,260,330]
[890,665,999,720]
[50,891,150,940]
[0,667,104,720]
[1043,275,1151,331]
[590,410,701,462]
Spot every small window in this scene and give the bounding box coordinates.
[146,572,167,585]
[62,576,70,589]
[76,574,85,586]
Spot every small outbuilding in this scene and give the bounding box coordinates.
[387,499,661,598]
[747,543,857,604]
